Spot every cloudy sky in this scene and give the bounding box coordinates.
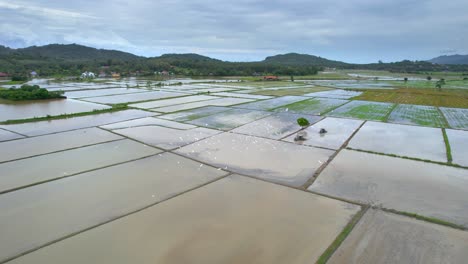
[0,0,467,63]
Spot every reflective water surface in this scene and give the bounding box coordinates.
[0,128,122,162]
[0,99,110,122]
[232,113,322,139]
[446,129,468,167]
[0,109,155,136]
[0,139,161,193]
[329,209,468,264]
[113,126,221,150]
[9,175,360,264]
[187,108,271,130]
[309,150,468,227]
[83,91,185,104]
[348,121,447,162]
[0,129,24,142]
[284,117,363,149]
[129,95,218,109]
[177,132,334,187]
[0,153,227,262]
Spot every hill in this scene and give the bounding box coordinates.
[11,44,141,61]
[429,55,468,65]
[1,43,468,76]
[263,53,350,68]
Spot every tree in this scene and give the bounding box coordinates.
[427,76,432,81]
[435,78,445,91]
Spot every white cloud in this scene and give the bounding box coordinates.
[0,0,467,62]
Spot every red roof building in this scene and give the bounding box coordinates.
[263,75,279,81]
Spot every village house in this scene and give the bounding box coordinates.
[263,75,279,81]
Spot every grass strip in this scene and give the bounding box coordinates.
[383,208,466,230]
[442,128,453,163]
[0,104,129,125]
[316,207,367,264]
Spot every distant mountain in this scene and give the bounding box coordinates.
[3,44,141,61]
[0,45,13,56]
[429,54,468,65]
[263,53,349,67]
[1,43,468,76]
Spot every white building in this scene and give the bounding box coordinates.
[81,71,96,79]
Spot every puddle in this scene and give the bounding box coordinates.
[283,117,363,149]
[233,96,309,110]
[0,99,110,122]
[153,98,255,113]
[232,113,322,140]
[327,100,394,121]
[8,175,360,264]
[309,150,468,227]
[0,128,122,163]
[388,104,447,127]
[348,121,446,162]
[275,98,349,115]
[176,133,334,187]
[65,88,145,98]
[129,95,218,109]
[0,139,161,193]
[0,153,227,262]
[83,91,185,104]
[440,107,468,130]
[0,110,155,136]
[113,126,220,150]
[187,108,271,130]
[328,209,468,264]
[446,129,468,167]
[0,129,24,142]
[101,117,196,130]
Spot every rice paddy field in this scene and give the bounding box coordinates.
[1,75,468,263]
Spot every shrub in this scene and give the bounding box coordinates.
[297,117,310,127]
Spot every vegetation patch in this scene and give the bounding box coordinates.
[0,85,65,101]
[327,101,394,121]
[0,103,128,125]
[439,107,468,129]
[276,98,348,115]
[442,128,453,163]
[354,88,468,108]
[387,104,448,127]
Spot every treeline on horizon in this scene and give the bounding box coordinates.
[1,44,468,77]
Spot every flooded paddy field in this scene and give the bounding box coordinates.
[328,209,468,264]
[440,107,468,129]
[1,77,467,263]
[0,99,111,122]
[176,132,334,187]
[348,121,447,162]
[309,150,468,227]
[326,100,395,121]
[387,104,447,127]
[283,117,363,149]
[0,128,24,142]
[8,175,359,264]
[275,97,349,115]
[231,113,322,140]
